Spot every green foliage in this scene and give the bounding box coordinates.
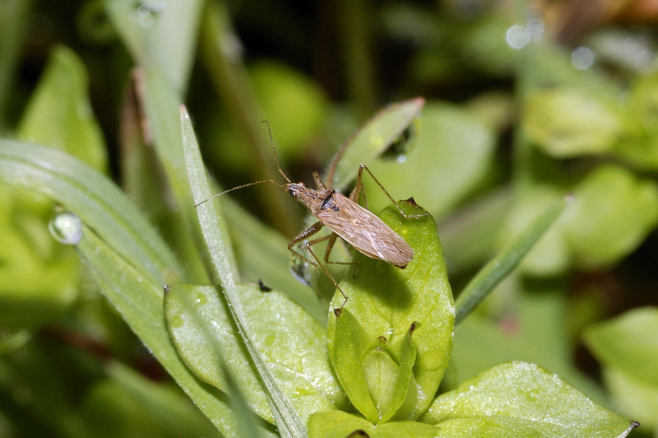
[0,0,653,437]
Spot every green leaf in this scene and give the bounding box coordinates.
[308,410,441,438]
[361,102,496,219]
[452,283,608,406]
[0,141,182,285]
[76,226,270,438]
[165,283,345,424]
[421,361,638,437]
[17,45,107,172]
[181,106,308,437]
[522,88,623,158]
[104,0,203,94]
[564,164,658,268]
[328,200,454,421]
[164,284,272,422]
[455,196,570,324]
[326,97,425,191]
[135,68,210,283]
[585,307,658,386]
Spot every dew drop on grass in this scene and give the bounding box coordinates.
[49,211,83,245]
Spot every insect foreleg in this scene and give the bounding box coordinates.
[356,164,428,218]
[287,223,351,309]
[287,221,325,268]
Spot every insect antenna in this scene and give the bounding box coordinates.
[261,120,292,184]
[195,121,294,208]
[194,179,286,207]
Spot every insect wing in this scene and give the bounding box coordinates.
[316,195,414,268]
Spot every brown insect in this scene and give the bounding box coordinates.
[197,124,426,309]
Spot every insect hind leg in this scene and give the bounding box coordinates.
[314,233,359,278]
[355,164,428,219]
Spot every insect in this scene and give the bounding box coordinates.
[197,123,427,309]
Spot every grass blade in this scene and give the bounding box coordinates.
[455,196,571,325]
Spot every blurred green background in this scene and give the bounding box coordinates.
[1,0,658,436]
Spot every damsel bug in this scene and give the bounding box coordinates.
[197,123,427,309]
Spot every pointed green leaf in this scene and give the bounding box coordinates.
[362,102,495,219]
[421,361,638,438]
[17,45,107,172]
[326,98,425,191]
[165,282,345,424]
[328,200,454,420]
[379,324,417,423]
[332,309,379,422]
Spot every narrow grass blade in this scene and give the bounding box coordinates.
[181,106,307,438]
[0,140,182,284]
[455,196,571,325]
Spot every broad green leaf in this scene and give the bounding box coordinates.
[164,284,271,422]
[0,141,182,285]
[308,410,441,438]
[326,97,425,191]
[328,200,454,421]
[421,361,638,437]
[563,164,658,268]
[76,225,274,438]
[17,45,107,172]
[361,102,496,219]
[182,106,307,437]
[585,307,658,386]
[452,284,608,406]
[455,195,570,324]
[81,362,222,438]
[165,283,346,424]
[523,88,623,158]
[105,0,203,94]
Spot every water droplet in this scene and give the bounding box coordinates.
[506,24,530,50]
[571,46,595,70]
[134,1,165,28]
[196,293,208,305]
[49,211,83,245]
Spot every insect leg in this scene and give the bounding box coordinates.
[287,221,325,267]
[303,238,350,309]
[356,164,428,218]
[323,233,359,278]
